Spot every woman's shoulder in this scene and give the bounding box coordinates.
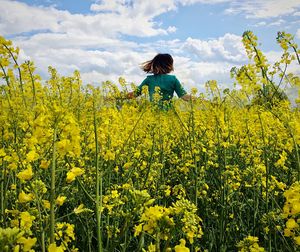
[145,74,155,79]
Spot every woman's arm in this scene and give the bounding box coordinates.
[127,77,148,99]
[180,94,194,101]
[126,91,136,99]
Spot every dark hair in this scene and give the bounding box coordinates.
[141,53,174,74]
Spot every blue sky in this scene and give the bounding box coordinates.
[1,0,300,92]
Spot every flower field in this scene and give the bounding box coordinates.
[0,32,300,252]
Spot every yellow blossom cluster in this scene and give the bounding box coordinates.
[237,236,265,252]
[282,182,300,246]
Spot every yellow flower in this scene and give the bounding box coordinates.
[145,199,155,206]
[186,230,195,243]
[8,162,18,170]
[40,160,50,169]
[65,223,75,241]
[56,196,67,206]
[66,171,76,183]
[26,150,39,162]
[122,183,131,189]
[294,236,300,246]
[134,223,143,237]
[43,200,50,209]
[123,162,133,169]
[284,228,292,237]
[114,166,119,172]
[291,202,300,215]
[18,191,33,203]
[103,150,115,161]
[17,166,33,181]
[165,187,171,196]
[237,236,265,252]
[286,218,299,230]
[48,243,65,252]
[20,211,35,231]
[55,222,75,243]
[147,243,156,252]
[71,167,84,176]
[111,190,119,198]
[175,239,190,252]
[191,87,198,95]
[57,139,72,156]
[73,204,92,214]
[66,167,84,183]
[14,244,20,252]
[264,226,269,234]
[0,148,6,157]
[17,236,37,252]
[74,204,84,214]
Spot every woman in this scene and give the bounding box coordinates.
[128,54,192,106]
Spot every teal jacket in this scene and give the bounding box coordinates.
[135,74,187,102]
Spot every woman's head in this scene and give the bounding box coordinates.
[141,53,174,74]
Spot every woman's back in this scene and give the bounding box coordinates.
[138,74,187,101]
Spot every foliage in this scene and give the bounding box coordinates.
[230,31,300,107]
[0,32,300,251]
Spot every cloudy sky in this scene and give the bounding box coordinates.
[1,0,300,92]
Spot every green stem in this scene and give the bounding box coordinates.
[31,183,46,252]
[50,126,57,244]
[0,127,4,224]
[288,42,300,65]
[41,231,45,252]
[137,233,145,252]
[94,103,103,252]
[0,63,11,89]
[0,158,4,224]
[189,99,198,207]
[37,201,45,252]
[26,61,37,106]
[76,177,95,203]
[258,113,269,212]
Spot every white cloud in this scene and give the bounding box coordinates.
[0,1,67,35]
[180,33,246,62]
[225,0,300,19]
[177,0,230,5]
[13,34,147,82]
[90,0,129,13]
[297,29,300,39]
[91,0,177,17]
[167,26,177,33]
[0,0,175,37]
[177,0,281,21]
[90,0,177,36]
[253,21,267,27]
[253,19,286,27]
[173,57,235,90]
